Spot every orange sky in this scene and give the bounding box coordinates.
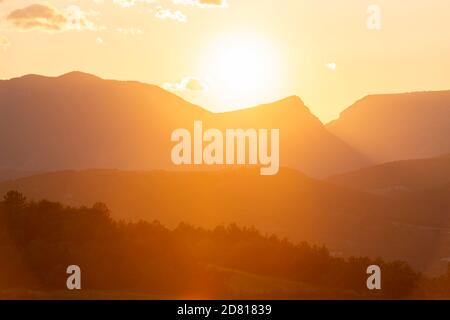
[1,0,450,122]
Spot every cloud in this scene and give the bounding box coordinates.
[7,4,67,31]
[0,35,10,50]
[163,77,207,92]
[155,7,187,22]
[172,0,228,8]
[96,36,104,45]
[65,5,99,31]
[6,4,98,32]
[326,63,337,71]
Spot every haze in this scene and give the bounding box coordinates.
[1,0,450,121]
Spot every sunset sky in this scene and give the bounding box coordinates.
[1,0,450,121]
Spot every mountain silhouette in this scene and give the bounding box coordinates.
[0,170,39,182]
[2,72,450,274]
[327,91,450,163]
[327,154,450,193]
[0,72,370,178]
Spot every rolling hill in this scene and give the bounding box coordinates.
[327,154,450,193]
[0,170,39,183]
[0,168,449,274]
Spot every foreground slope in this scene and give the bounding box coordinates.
[1,168,449,273]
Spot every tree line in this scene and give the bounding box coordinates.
[0,191,448,299]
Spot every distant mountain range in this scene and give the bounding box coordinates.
[2,72,450,177]
[2,72,450,178]
[1,72,450,274]
[0,72,369,178]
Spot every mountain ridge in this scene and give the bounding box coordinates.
[326,153,450,193]
[327,90,450,163]
[327,89,450,126]
[0,71,370,177]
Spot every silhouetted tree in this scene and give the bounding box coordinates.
[3,190,26,209]
[0,190,448,299]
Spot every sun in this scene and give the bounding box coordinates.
[216,41,271,95]
[204,35,283,110]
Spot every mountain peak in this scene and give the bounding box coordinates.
[58,71,101,81]
[217,95,314,120]
[263,95,317,119]
[249,95,309,112]
[265,95,306,109]
[7,71,101,83]
[279,95,305,104]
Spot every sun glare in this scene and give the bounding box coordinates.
[204,36,282,110]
